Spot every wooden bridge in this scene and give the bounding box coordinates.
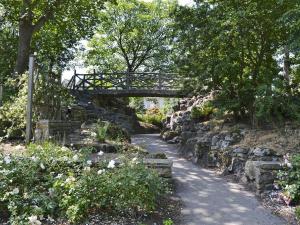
[66,71,185,97]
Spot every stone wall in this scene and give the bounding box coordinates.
[161,95,286,194]
[35,120,81,143]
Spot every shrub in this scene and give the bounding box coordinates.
[138,108,165,128]
[191,101,215,121]
[0,73,74,140]
[295,206,300,221]
[0,142,165,224]
[96,121,131,143]
[277,154,300,204]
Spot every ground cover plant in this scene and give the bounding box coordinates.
[0,142,167,224]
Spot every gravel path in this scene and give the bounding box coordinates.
[132,134,286,225]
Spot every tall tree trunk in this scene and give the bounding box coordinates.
[15,21,34,75]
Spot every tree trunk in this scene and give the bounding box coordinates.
[15,21,34,75]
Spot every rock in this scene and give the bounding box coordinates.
[161,130,179,141]
[249,147,276,157]
[180,131,197,144]
[228,157,246,177]
[143,158,173,178]
[193,138,211,166]
[167,136,180,144]
[245,161,282,193]
[233,147,249,155]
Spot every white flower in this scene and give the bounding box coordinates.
[11,187,19,195]
[97,169,105,175]
[31,156,39,162]
[61,146,69,151]
[62,156,69,161]
[70,143,74,147]
[4,156,11,164]
[87,160,92,165]
[40,163,45,170]
[107,160,116,169]
[73,154,79,161]
[47,215,55,222]
[28,215,42,225]
[97,151,104,156]
[56,174,63,179]
[65,176,76,183]
[83,166,91,172]
[132,157,139,164]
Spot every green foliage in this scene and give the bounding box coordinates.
[96,121,131,143]
[0,142,167,224]
[129,97,145,114]
[161,98,178,115]
[253,85,300,123]
[295,206,300,221]
[175,0,300,123]
[138,108,165,128]
[0,0,106,74]
[191,101,215,121]
[0,73,74,139]
[86,0,175,72]
[277,154,300,204]
[163,218,174,225]
[0,74,28,139]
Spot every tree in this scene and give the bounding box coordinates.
[86,0,175,72]
[0,0,106,75]
[174,0,299,122]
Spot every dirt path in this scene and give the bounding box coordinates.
[132,134,286,225]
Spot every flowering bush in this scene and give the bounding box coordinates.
[277,154,300,204]
[0,142,167,224]
[137,108,165,128]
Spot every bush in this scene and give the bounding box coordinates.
[277,154,300,204]
[0,142,165,224]
[96,121,131,143]
[191,101,215,121]
[138,108,165,128]
[295,206,300,221]
[0,73,74,140]
[253,86,300,124]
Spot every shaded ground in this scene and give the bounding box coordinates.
[132,134,287,225]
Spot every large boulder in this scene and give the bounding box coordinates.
[244,161,282,194]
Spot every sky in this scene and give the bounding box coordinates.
[62,0,195,81]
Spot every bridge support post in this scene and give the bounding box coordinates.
[93,69,96,90]
[158,73,162,90]
[73,70,76,90]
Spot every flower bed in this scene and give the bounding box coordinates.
[0,142,167,224]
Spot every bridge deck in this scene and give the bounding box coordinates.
[71,89,185,97]
[66,71,185,97]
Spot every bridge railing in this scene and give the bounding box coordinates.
[66,71,182,91]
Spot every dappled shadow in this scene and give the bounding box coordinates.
[132,134,285,225]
